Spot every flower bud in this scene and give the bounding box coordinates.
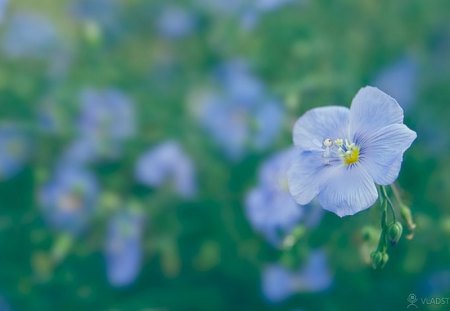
[371,251,389,269]
[381,253,389,268]
[400,204,416,240]
[400,204,416,231]
[387,222,403,245]
[370,251,383,269]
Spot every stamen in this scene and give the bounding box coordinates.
[322,138,333,147]
[321,137,360,166]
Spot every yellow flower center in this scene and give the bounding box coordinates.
[343,146,360,165]
[322,138,360,166]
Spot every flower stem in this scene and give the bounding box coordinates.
[381,186,396,223]
[390,183,403,205]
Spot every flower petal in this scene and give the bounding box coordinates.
[288,151,333,205]
[350,86,404,140]
[318,165,378,217]
[293,106,350,151]
[292,250,332,292]
[359,123,417,185]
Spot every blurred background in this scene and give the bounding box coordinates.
[0,0,450,310]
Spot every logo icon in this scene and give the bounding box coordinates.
[407,293,418,309]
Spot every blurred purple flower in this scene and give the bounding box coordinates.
[262,250,332,303]
[194,61,284,160]
[105,207,144,287]
[0,295,11,311]
[0,0,8,22]
[37,101,67,135]
[288,86,416,217]
[70,0,120,35]
[255,0,294,11]
[59,138,99,166]
[77,88,136,159]
[0,123,30,181]
[156,6,196,39]
[373,56,418,111]
[421,270,450,297]
[2,12,60,59]
[245,148,322,246]
[135,141,197,198]
[196,0,295,30]
[39,165,99,235]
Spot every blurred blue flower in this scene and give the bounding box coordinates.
[59,138,99,166]
[77,88,136,159]
[288,86,417,217]
[156,5,196,39]
[245,148,322,246]
[135,141,197,198]
[0,0,8,22]
[421,270,450,296]
[37,100,68,135]
[0,123,30,181]
[254,0,294,11]
[193,60,284,160]
[0,295,11,311]
[373,56,419,111]
[105,207,144,288]
[196,0,295,30]
[39,165,99,235]
[2,11,60,59]
[262,250,332,303]
[69,0,121,36]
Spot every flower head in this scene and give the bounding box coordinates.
[0,0,8,23]
[77,88,136,159]
[245,148,322,246]
[135,141,197,198]
[2,12,60,59]
[39,165,99,235]
[156,5,197,39]
[193,60,284,160]
[262,250,332,303]
[288,86,417,217]
[0,123,30,181]
[0,295,11,311]
[69,0,122,38]
[373,56,418,111]
[105,207,144,287]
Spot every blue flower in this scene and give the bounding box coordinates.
[288,86,417,217]
[156,6,196,39]
[135,141,197,198]
[195,0,294,29]
[59,138,99,166]
[421,270,450,297]
[193,60,284,160]
[69,0,121,38]
[245,148,322,246]
[39,165,99,235]
[105,207,144,288]
[2,11,60,59]
[0,295,11,311]
[262,250,332,303]
[0,0,8,23]
[77,88,136,159]
[0,123,30,181]
[254,0,294,11]
[373,56,418,111]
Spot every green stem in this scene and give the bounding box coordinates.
[391,183,403,205]
[381,186,397,223]
[376,201,388,252]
